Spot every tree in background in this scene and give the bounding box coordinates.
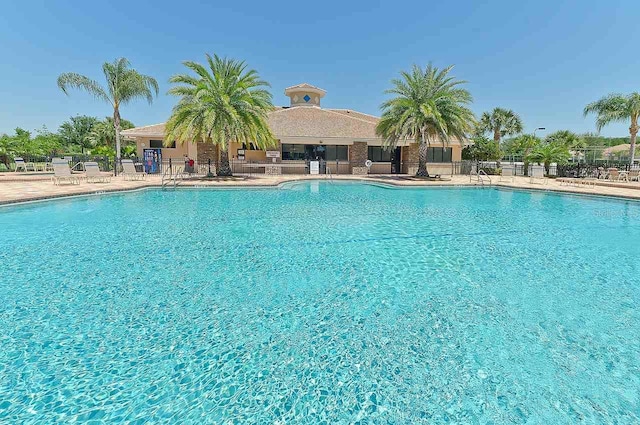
[584,92,640,165]
[545,130,585,150]
[165,54,276,176]
[58,115,98,153]
[505,134,541,175]
[462,135,503,161]
[526,142,570,175]
[377,64,475,177]
[87,117,135,151]
[0,127,63,169]
[58,58,158,174]
[478,107,523,144]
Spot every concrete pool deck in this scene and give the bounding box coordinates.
[2,173,640,205]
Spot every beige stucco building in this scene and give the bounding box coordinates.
[122,83,463,175]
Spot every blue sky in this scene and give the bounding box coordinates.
[0,0,638,137]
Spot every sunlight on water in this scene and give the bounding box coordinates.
[1,183,639,423]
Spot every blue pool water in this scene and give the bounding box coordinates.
[1,182,639,423]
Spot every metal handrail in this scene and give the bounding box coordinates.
[470,169,491,186]
[161,167,171,188]
[478,169,492,186]
[172,168,184,189]
[70,161,85,172]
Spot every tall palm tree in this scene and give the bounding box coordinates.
[376,64,475,177]
[165,54,276,176]
[57,58,158,174]
[478,107,523,143]
[584,93,640,165]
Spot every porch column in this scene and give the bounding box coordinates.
[350,141,368,175]
[265,139,282,175]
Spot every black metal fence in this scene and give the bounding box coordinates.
[2,154,477,177]
[477,160,636,178]
[0,154,114,172]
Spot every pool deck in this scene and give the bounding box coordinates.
[2,172,640,205]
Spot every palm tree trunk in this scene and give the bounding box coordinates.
[493,128,502,169]
[523,148,532,176]
[629,118,638,166]
[416,132,429,177]
[493,129,500,142]
[114,107,121,176]
[217,140,232,176]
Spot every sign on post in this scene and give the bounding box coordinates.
[309,161,320,175]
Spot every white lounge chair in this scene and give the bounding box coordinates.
[85,162,111,183]
[529,165,546,184]
[51,158,80,185]
[607,168,621,181]
[14,157,37,172]
[501,165,515,182]
[14,157,27,172]
[121,159,146,181]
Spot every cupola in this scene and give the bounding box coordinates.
[284,83,326,107]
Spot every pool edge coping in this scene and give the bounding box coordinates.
[2,177,640,208]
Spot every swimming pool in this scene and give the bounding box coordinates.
[1,182,639,423]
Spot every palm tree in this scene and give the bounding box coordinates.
[165,54,276,176]
[376,64,475,177]
[57,58,158,174]
[526,142,570,175]
[584,93,640,165]
[87,117,135,150]
[478,107,523,143]
[545,130,585,150]
[509,134,541,175]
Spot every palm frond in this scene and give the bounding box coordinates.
[57,73,111,104]
[165,54,275,165]
[376,62,475,152]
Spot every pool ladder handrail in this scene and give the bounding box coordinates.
[470,169,492,186]
[326,166,334,183]
[161,167,184,190]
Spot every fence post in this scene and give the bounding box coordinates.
[169,158,172,175]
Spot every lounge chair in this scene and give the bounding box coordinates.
[14,157,26,172]
[51,158,80,185]
[597,167,608,179]
[607,168,621,181]
[121,159,146,181]
[13,157,37,172]
[529,165,546,184]
[629,169,640,182]
[500,165,515,182]
[85,162,111,183]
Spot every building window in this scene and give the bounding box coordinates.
[149,140,176,148]
[427,147,452,162]
[325,145,348,161]
[282,144,306,160]
[368,146,393,162]
[282,144,348,161]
